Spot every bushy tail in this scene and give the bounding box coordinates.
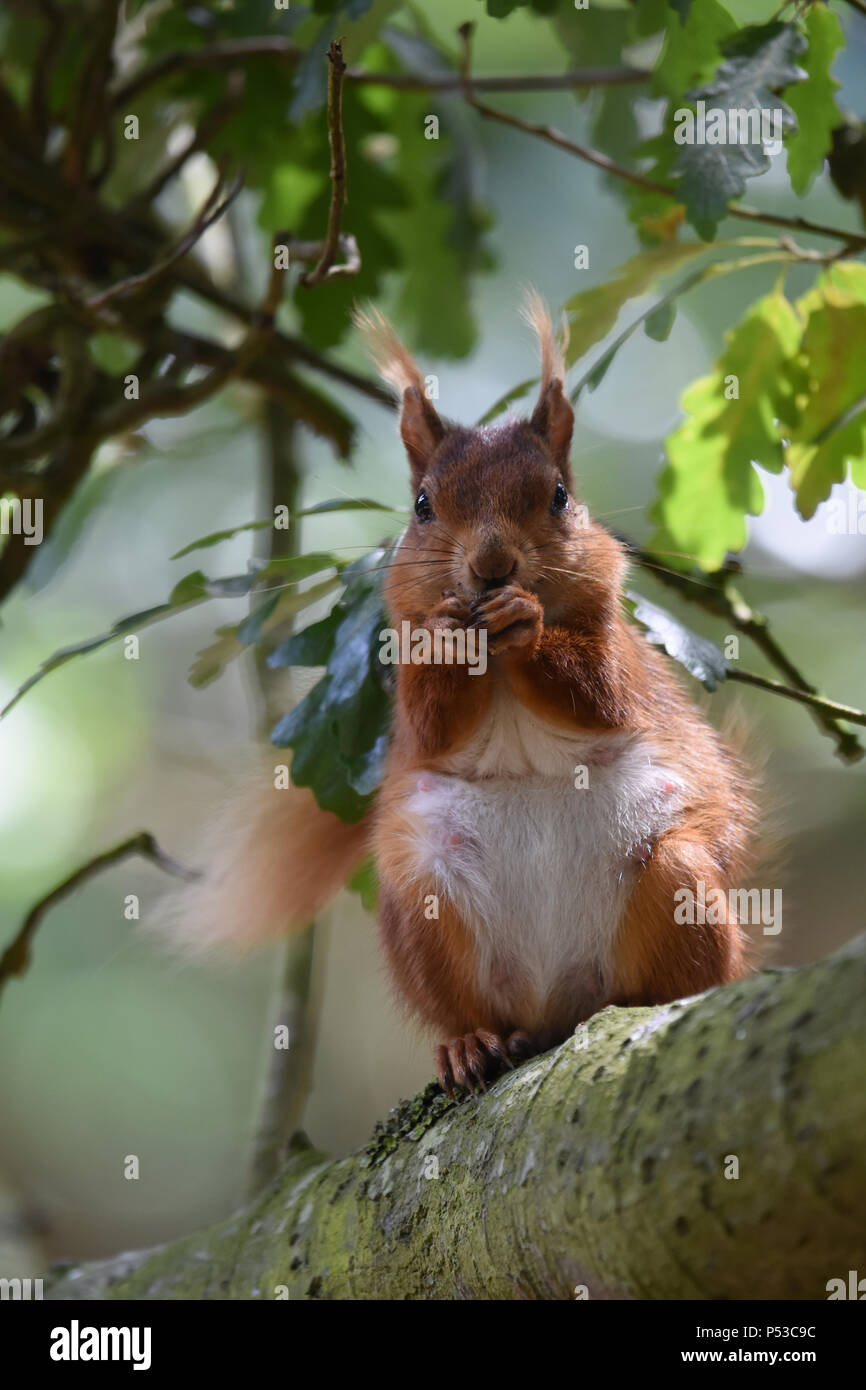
[153,775,371,956]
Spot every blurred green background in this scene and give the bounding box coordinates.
[1,0,864,1270]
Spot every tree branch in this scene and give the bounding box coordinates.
[111,36,649,108]
[44,933,866,1300]
[62,0,120,186]
[243,337,322,1198]
[456,23,866,252]
[727,668,866,731]
[632,550,865,764]
[86,166,244,312]
[300,40,359,288]
[0,833,198,1005]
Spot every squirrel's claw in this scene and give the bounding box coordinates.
[435,1028,528,1097]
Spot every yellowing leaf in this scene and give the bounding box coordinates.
[564,241,708,367]
[649,290,802,568]
[782,278,866,517]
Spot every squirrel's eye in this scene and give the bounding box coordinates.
[551,481,569,513]
[415,489,434,522]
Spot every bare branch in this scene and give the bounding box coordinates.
[87,167,244,312]
[727,669,866,741]
[632,549,865,764]
[0,833,199,1005]
[301,40,359,289]
[456,23,866,252]
[111,35,649,108]
[63,0,121,186]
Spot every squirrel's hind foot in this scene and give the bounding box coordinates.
[435,1028,536,1097]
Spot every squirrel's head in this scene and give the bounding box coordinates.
[355,292,624,624]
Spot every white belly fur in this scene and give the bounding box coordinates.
[400,686,683,1022]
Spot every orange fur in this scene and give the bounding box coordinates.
[164,299,763,1104]
[357,295,761,1089]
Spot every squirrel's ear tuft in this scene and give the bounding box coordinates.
[398,386,446,478]
[531,378,574,475]
[522,289,574,476]
[353,303,445,477]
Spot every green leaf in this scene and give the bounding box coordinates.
[571,250,792,402]
[168,569,258,604]
[172,505,400,563]
[272,682,373,822]
[190,576,344,689]
[267,607,343,668]
[381,87,493,358]
[289,18,337,121]
[671,21,807,239]
[625,132,684,244]
[570,274,699,398]
[784,3,844,196]
[284,85,407,350]
[299,497,407,516]
[259,552,344,583]
[627,0,735,240]
[563,241,708,367]
[476,377,538,426]
[649,289,803,569]
[781,272,866,519]
[25,459,128,593]
[88,334,140,376]
[344,729,390,797]
[651,0,737,99]
[1,567,254,718]
[322,587,389,712]
[270,553,394,820]
[236,595,282,645]
[171,520,273,559]
[189,627,245,690]
[644,300,677,342]
[552,7,640,172]
[383,20,496,293]
[625,591,728,691]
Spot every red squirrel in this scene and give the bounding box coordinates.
[164,294,759,1096]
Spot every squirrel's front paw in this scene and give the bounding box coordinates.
[468,584,543,656]
[425,590,472,632]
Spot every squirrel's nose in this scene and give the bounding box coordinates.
[469,550,518,588]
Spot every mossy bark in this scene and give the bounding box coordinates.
[48,934,866,1300]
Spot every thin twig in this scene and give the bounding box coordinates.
[255,231,293,329]
[301,40,359,288]
[246,409,322,1197]
[631,547,865,764]
[63,0,121,186]
[29,1,66,147]
[220,199,326,1193]
[727,669,866,734]
[347,66,649,92]
[0,832,199,1004]
[87,167,244,311]
[111,35,649,107]
[134,70,246,208]
[457,23,866,252]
